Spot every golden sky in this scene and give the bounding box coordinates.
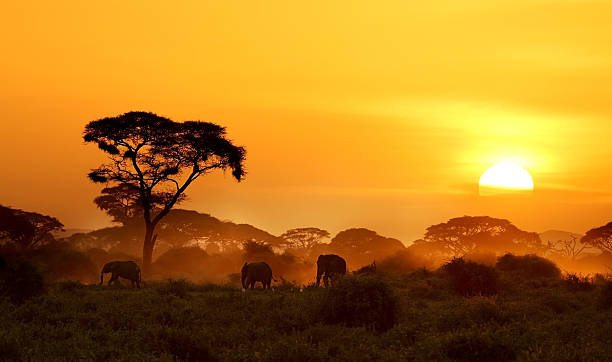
[1,1,612,242]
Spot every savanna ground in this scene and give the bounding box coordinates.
[2,257,612,362]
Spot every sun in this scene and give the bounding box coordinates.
[479,162,534,195]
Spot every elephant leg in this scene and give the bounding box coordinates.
[323,274,329,287]
[109,273,119,285]
[250,281,255,289]
[316,273,321,287]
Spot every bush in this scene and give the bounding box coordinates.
[158,279,192,299]
[320,275,398,332]
[23,244,99,283]
[564,273,594,292]
[57,280,86,293]
[443,332,515,362]
[0,258,46,303]
[152,328,216,361]
[440,258,498,296]
[495,254,560,279]
[601,281,612,309]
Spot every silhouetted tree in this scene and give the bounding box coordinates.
[547,235,592,260]
[0,205,64,251]
[582,222,612,254]
[422,216,543,257]
[329,228,405,268]
[94,183,187,226]
[84,111,246,273]
[279,227,330,250]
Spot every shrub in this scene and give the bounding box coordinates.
[56,280,85,293]
[440,258,498,296]
[25,244,98,283]
[320,275,398,332]
[0,258,46,303]
[158,279,192,299]
[153,328,216,361]
[495,254,560,279]
[563,273,594,292]
[443,332,515,362]
[600,281,612,309]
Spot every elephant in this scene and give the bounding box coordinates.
[316,254,346,287]
[100,261,141,288]
[241,262,273,290]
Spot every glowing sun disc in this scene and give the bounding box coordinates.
[479,162,534,193]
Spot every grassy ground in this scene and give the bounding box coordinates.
[1,272,611,361]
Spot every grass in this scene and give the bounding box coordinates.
[1,272,611,361]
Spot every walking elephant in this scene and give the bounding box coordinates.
[316,254,346,287]
[241,262,273,290]
[100,261,141,288]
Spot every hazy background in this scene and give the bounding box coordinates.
[1,1,612,242]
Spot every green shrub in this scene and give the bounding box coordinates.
[0,258,46,303]
[496,254,560,279]
[320,275,398,332]
[440,258,499,296]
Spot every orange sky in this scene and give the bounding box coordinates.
[1,1,612,243]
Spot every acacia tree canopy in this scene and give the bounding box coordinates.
[0,205,64,251]
[423,216,543,257]
[279,228,330,249]
[581,222,612,254]
[84,111,246,272]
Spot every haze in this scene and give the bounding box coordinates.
[1,1,612,242]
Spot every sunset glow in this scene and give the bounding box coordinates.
[479,163,534,194]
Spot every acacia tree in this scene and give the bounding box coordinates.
[279,227,330,250]
[423,216,543,257]
[94,183,186,226]
[581,222,612,254]
[547,235,592,260]
[0,205,64,251]
[84,111,246,273]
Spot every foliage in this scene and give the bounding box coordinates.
[563,273,594,292]
[1,266,612,360]
[0,258,46,303]
[496,253,561,279]
[158,279,193,299]
[280,227,330,250]
[423,216,543,257]
[320,275,398,332]
[328,228,405,269]
[581,221,612,254]
[0,205,64,250]
[94,183,187,225]
[84,111,246,271]
[601,280,612,308]
[440,258,499,296]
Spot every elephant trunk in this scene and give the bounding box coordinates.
[100,272,104,286]
[241,275,247,289]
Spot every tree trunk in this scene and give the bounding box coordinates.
[142,225,156,276]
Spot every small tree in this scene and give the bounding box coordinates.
[582,222,612,254]
[0,205,64,251]
[279,227,330,250]
[84,111,245,273]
